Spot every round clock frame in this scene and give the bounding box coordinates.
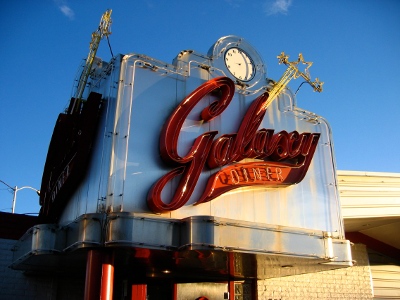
[208,36,266,89]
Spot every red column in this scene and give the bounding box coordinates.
[228,252,235,300]
[172,283,178,300]
[228,281,235,300]
[84,250,102,300]
[100,252,115,300]
[131,284,147,300]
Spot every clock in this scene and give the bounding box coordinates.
[208,36,266,89]
[224,47,255,81]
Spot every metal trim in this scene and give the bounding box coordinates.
[105,212,180,250]
[10,213,353,271]
[180,216,339,260]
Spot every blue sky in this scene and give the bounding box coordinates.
[1,0,399,214]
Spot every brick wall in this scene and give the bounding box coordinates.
[0,212,85,300]
[0,238,56,300]
[0,238,86,300]
[0,213,55,299]
[257,243,373,299]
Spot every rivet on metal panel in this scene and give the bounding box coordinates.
[199,64,210,71]
[107,215,118,220]
[235,80,248,89]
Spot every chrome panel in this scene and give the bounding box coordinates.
[324,238,353,266]
[180,216,349,260]
[54,39,345,242]
[111,52,343,233]
[11,214,103,270]
[11,213,352,276]
[105,212,180,250]
[10,224,62,270]
[64,213,104,251]
[57,56,122,225]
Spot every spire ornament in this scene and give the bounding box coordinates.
[261,52,323,112]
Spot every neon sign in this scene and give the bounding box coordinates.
[147,77,320,213]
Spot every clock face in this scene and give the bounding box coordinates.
[224,47,255,81]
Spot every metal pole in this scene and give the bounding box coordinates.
[100,251,114,300]
[84,250,102,300]
[12,186,17,214]
[131,284,147,300]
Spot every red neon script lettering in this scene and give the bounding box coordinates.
[147,77,320,213]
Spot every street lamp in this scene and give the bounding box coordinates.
[0,180,40,214]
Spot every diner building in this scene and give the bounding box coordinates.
[1,35,399,299]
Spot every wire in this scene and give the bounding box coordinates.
[107,35,114,57]
[294,81,307,95]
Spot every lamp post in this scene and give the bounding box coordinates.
[0,180,40,214]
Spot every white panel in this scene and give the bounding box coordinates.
[371,265,400,299]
